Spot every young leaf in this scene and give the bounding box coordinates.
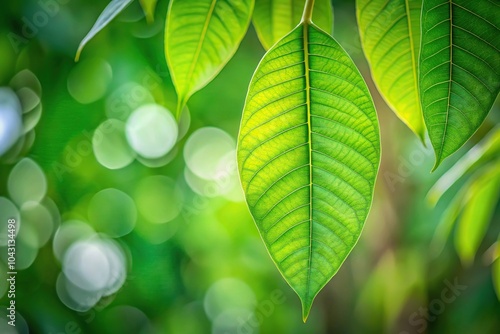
[455,163,500,266]
[75,0,134,61]
[139,0,158,23]
[165,0,254,119]
[419,0,500,169]
[238,3,380,321]
[356,0,425,141]
[253,0,333,50]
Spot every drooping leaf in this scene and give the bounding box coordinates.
[419,0,500,169]
[427,125,500,205]
[455,162,500,266]
[356,0,425,141]
[165,0,254,118]
[237,19,380,321]
[139,0,158,23]
[75,0,134,61]
[430,176,471,255]
[253,0,333,50]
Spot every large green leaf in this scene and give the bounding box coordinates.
[419,0,500,169]
[237,18,380,320]
[253,0,333,50]
[165,0,254,118]
[357,0,425,141]
[75,0,133,61]
[455,162,500,265]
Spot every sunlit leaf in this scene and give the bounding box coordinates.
[253,0,333,50]
[455,162,500,266]
[75,0,134,61]
[165,0,254,118]
[357,0,425,141]
[238,16,380,321]
[419,0,500,169]
[427,125,500,205]
[139,0,158,23]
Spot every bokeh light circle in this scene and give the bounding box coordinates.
[105,82,154,121]
[88,188,137,238]
[134,175,183,224]
[125,104,178,159]
[93,119,136,169]
[203,278,257,321]
[0,87,22,156]
[53,220,96,261]
[0,197,20,246]
[19,201,54,248]
[7,158,47,205]
[67,58,112,104]
[184,127,235,180]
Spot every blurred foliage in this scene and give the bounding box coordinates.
[0,0,499,333]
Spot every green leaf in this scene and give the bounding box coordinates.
[237,18,380,321]
[427,125,500,205]
[356,0,425,141]
[455,162,500,266]
[419,0,500,169]
[165,0,254,118]
[253,0,333,50]
[139,0,158,23]
[75,0,134,61]
[493,240,500,300]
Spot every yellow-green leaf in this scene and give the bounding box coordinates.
[419,0,500,169]
[253,0,333,50]
[139,0,158,23]
[427,125,500,205]
[455,162,500,266]
[237,17,380,321]
[357,0,425,141]
[165,0,254,118]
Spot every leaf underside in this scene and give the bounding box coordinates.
[253,0,333,50]
[165,0,253,116]
[75,0,133,61]
[419,0,500,169]
[238,23,380,321]
[357,0,425,141]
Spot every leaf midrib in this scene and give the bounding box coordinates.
[182,0,218,105]
[438,0,453,166]
[302,21,313,308]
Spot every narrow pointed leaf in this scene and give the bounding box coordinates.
[427,125,500,205]
[253,0,333,50]
[455,163,500,265]
[419,0,500,169]
[165,0,254,118]
[356,0,425,141]
[238,23,380,321]
[139,0,158,23]
[75,0,133,61]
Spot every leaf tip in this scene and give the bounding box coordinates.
[301,299,313,323]
[74,46,83,62]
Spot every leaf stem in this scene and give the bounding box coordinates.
[301,0,315,23]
